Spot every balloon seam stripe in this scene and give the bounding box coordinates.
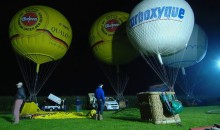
[37,29,69,49]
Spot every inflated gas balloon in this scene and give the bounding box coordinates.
[89,11,139,65]
[8,5,72,102]
[162,24,208,68]
[127,0,194,64]
[9,5,72,64]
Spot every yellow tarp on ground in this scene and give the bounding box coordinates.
[20,101,46,117]
[33,112,86,119]
[20,102,91,119]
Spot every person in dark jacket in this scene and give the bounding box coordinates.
[75,97,82,112]
[12,82,26,124]
[95,83,105,120]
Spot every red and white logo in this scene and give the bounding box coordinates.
[105,19,120,32]
[22,12,38,26]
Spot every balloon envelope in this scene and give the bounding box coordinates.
[162,24,208,68]
[9,5,72,64]
[126,0,194,56]
[89,11,139,65]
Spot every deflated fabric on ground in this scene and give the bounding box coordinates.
[20,102,46,116]
[33,112,86,119]
[20,101,88,119]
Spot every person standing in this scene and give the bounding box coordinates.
[95,83,105,120]
[75,97,82,112]
[12,82,26,124]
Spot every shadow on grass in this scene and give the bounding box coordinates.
[111,116,149,123]
[111,108,152,123]
[1,115,12,123]
[112,108,127,114]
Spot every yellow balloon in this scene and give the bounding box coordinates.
[9,5,72,64]
[89,11,139,65]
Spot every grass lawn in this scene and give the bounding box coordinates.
[0,106,220,130]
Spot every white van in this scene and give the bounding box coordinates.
[41,93,66,111]
[104,97,119,110]
[87,93,119,110]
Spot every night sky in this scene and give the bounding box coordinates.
[0,0,220,98]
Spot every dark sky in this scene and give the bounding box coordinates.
[1,0,220,98]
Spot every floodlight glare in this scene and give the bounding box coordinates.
[217,60,220,68]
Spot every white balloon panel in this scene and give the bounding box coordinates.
[127,0,195,56]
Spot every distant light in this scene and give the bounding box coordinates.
[217,60,220,68]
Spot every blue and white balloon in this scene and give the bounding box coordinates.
[127,0,195,64]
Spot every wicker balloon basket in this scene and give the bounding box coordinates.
[137,92,181,124]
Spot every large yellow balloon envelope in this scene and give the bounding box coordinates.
[9,5,72,65]
[89,11,139,65]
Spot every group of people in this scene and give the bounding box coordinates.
[11,81,106,124]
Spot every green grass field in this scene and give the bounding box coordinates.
[0,106,220,130]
